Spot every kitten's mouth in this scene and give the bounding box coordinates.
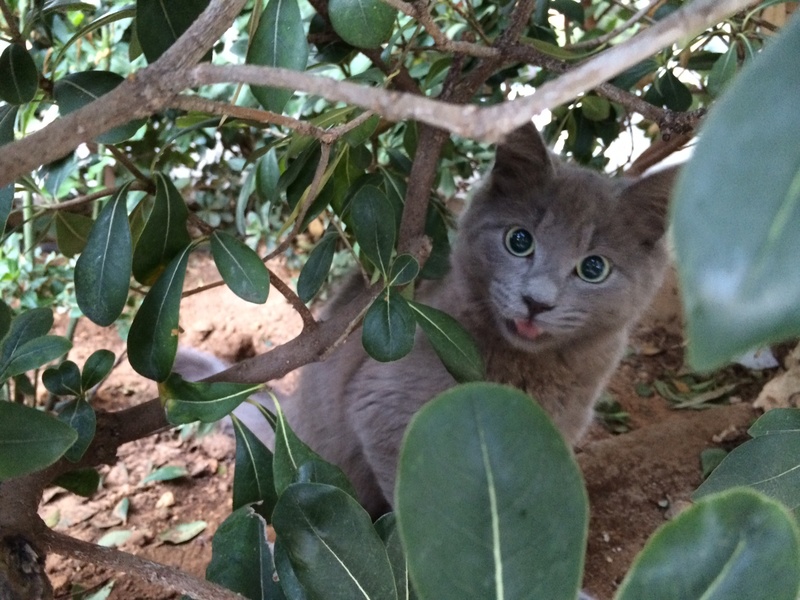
[508,319,543,341]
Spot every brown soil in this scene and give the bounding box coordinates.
[41,256,762,600]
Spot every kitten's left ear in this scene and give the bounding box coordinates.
[621,165,680,244]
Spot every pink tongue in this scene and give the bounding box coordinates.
[514,319,541,340]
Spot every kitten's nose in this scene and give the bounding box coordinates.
[523,296,554,318]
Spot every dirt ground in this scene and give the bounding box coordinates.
[40,254,767,600]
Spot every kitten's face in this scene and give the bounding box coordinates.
[453,125,675,353]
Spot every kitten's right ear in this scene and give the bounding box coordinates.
[491,123,554,191]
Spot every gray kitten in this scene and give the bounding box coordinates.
[289,124,676,517]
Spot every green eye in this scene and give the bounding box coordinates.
[577,255,611,283]
[504,227,535,257]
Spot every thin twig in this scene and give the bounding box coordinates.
[268,266,316,330]
[264,142,333,262]
[0,0,22,43]
[566,0,661,50]
[106,145,150,184]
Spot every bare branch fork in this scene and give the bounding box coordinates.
[0,0,754,188]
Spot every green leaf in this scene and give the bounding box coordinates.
[350,184,396,277]
[407,301,484,382]
[707,45,738,97]
[0,103,17,145]
[273,403,351,496]
[388,254,419,287]
[98,530,133,547]
[344,113,380,147]
[0,44,38,105]
[127,245,192,382]
[580,95,611,121]
[255,147,281,202]
[158,520,207,544]
[43,360,82,396]
[748,408,800,436]
[396,383,587,600]
[659,69,693,112]
[673,15,800,370]
[297,231,337,303]
[141,465,188,484]
[247,0,309,113]
[54,71,145,143]
[53,467,100,497]
[0,184,11,237]
[272,483,398,599]
[57,398,96,462]
[160,372,261,424]
[74,183,133,327]
[132,173,191,286]
[274,539,307,599]
[231,415,278,522]
[295,459,359,502]
[210,231,270,304]
[81,349,115,390]
[375,513,416,600]
[693,431,800,517]
[328,0,397,49]
[0,402,78,479]
[617,489,800,600]
[4,335,71,379]
[362,289,415,362]
[0,301,10,342]
[55,211,93,257]
[0,308,54,378]
[136,0,211,64]
[610,59,658,90]
[207,505,279,598]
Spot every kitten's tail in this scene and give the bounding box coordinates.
[173,347,277,448]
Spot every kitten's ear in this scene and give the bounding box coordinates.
[491,123,554,191]
[622,165,680,244]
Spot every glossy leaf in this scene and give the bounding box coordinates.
[0,44,38,105]
[362,289,415,362]
[297,231,337,303]
[350,184,396,276]
[658,70,693,111]
[132,173,191,286]
[57,398,96,462]
[54,71,145,143]
[43,360,82,396]
[580,95,611,121]
[673,15,800,370]
[407,301,484,382]
[0,308,53,379]
[274,540,307,600]
[693,430,800,517]
[0,402,78,479]
[388,254,419,287]
[141,465,188,484]
[81,349,115,390]
[232,415,277,522]
[0,301,10,341]
[295,459,358,502]
[617,489,800,600]
[136,0,211,64]
[0,104,16,144]
[55,211,93,257]
[396,383,587,600]
[272,483,398,599]
[74,184,133,327]
[127,245,192,382]
[748,408,800,437]
[255,148,281,202]
[53,468,100,497]
[375,513,416,600]
[707,45,738,97]
[0,184,11,236]
[328,0,396,48]
[273,404,352,496]
[3,335,71,378]
[160,372,261,424]
[247,0,309,113]
[611,59,658,90]
[207,505,280,599]
[210,231,270,304]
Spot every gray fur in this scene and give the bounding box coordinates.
[290,124,677,516]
